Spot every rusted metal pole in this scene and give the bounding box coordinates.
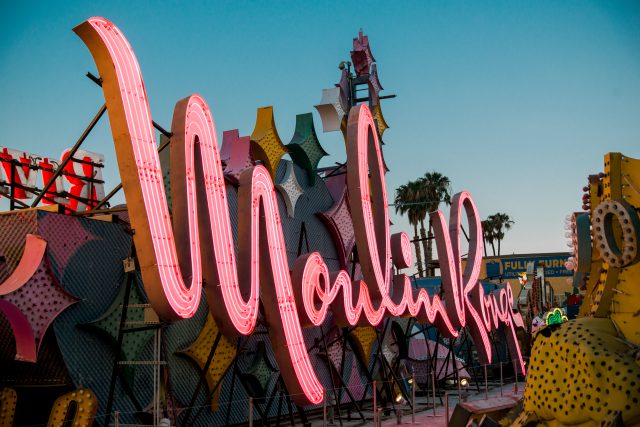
[91,121,173,212]
[86,72,172,138]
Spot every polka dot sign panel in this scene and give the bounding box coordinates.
[524,318,640,425]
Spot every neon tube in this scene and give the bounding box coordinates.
[74,17,527,405]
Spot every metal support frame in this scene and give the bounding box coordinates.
[457,328,482,393]
[411,305,442,408]
[182,331,223,425]
[2,186,29,209]
[1,158,91,210]
[201,324,303,427]
[73,206,129,216]
[296,221,311,259]
[412,311,518,410]
[379,323,415,410]
[359,320,396,414]
[321,339,366,423]
[385,319,417,407]
[295,403,310,427]
[103,267,134,427]
[257,378,282,426]
[284,378,296,427]
[319,320,344,426]
[103,244,163,427]
[32,103,107,207]
[190,333,283,426]
[86,72,172,138]
[188,351,238,425]
[84,71,173,213]
[298,221,358,424]
[91,131,173,212]
[223,339,242,427]
[152,327,162,425]
[338,328,350,405]
[9,165,16,211]
[275,381,284,426]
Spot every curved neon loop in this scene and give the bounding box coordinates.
[75,16,526,405]
[431,192,488,355]
[346,105,391,306]
[237,166,324,404]
[390,232,412,270]
[74,17,199,318]
[74,16,319,402]
[170,96,259,335]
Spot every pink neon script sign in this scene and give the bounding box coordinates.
[74,17,525,406]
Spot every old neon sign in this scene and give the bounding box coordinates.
[0,147,105,211]
[74,17,525,405]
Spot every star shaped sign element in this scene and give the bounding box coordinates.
[180,313,237,411]
[0,234,78,362]
[286,113,328,184]
[276,161,304,218]
[317,174,356,269]
[221,129,254,185]
[250,107,288,181]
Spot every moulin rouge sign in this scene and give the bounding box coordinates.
[73,17,525,405]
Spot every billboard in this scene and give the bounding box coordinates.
[500,255,571,278]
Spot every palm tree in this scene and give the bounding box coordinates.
[394,180,424,276]
[481,218,497,256]
[487,213,514,256]
[420,172,452,277]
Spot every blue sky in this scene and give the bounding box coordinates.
[1,1,639,257]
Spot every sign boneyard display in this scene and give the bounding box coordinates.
[0,16,526,425]
[75,16,525,405]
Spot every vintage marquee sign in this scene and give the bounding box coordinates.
[74,16,525,405]
[0,147,105,211]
